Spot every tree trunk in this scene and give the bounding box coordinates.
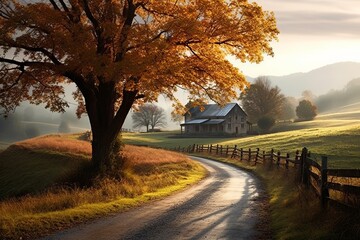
[84,81,138,175]
[91,131,114,173]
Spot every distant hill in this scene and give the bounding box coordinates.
[246,62,360,97]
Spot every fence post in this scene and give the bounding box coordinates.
[270,149,274,164]
[321,156,329,208]
[301,147,309,187]
[226,145,229,157]
[216,144,219,154]
[285,153,290,169]
[255,148,259,165]
[248,148,252,162]
[209,144,212,153]
[295,150,300,168]
[231,145,237,158]
[277,151,281,166]
[240,148,243,161]
[263,150,266,162]
[192,144,195,153]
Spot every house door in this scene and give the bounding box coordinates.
[235,127,238,134]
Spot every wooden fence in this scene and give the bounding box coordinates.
[174,144,360,208]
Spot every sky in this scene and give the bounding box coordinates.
[231,0,360,77]
[2,0,360,133]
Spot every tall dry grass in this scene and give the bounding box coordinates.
[0,134,204,239]
[14,134,92,156]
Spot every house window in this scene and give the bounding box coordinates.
[241,123,245,129]
[228,123,231,130]
[228,117,231,123]
[235,115,238,120]
[241,117,245,122]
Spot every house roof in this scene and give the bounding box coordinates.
[203,119,225,124]
[187,103,246,118]
[180,119,208,125]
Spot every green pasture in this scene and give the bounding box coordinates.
[0,146,89,199]
[123,115,360,169]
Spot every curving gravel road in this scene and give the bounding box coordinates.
[44,156,268,240]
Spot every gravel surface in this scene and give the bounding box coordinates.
[43,156,269,240]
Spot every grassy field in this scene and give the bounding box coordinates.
[123,110,360,169]
[0,134,206,239]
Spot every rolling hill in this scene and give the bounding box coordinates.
[247,62,360,97]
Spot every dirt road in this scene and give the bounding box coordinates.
[44,156,268,240]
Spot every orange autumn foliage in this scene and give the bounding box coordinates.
[0,0,279,169]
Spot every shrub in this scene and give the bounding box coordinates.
[257,116,275,133]
[296,100,317,121]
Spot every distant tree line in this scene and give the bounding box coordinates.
[240,77,320,133]
[315,78,360,112]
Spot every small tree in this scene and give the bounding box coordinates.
[296,100,317,121]
[132,104,166,132]
[257,116,275,133]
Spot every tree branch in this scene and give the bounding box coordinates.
[58,0,70,12]
[115,0,138,61]
[4,42,62,65]
[0,69,25,93]
[126,30,169,52]
[0,57,54,68]
[81,0,104,53]
[49,0,61,11]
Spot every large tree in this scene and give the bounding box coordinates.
[240,77,284,123]
[0,0,278,173]
[132,103,166,132]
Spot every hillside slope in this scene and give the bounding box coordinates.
[247,62,360,97]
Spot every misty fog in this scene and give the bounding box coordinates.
[1,62,360,144]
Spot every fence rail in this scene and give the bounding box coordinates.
[173,143,360,208]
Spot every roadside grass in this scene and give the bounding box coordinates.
[0,135,206,240]
[123,123,360,168]
[192,152,360,240]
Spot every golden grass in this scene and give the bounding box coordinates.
[122,145,190,165]
[0,134,206,239]
[14,134,92,156]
